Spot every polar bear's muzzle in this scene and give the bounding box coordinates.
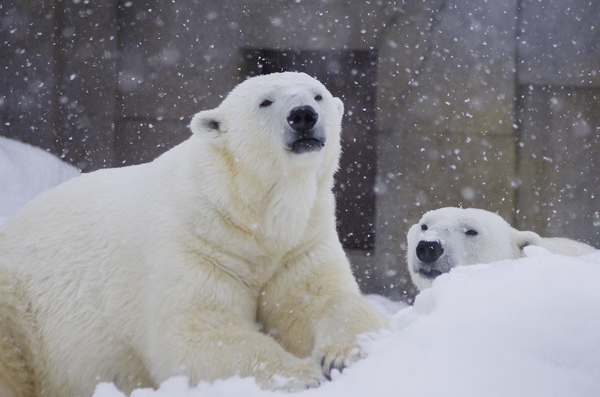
[286,105,326,154]
[415,240,447,279]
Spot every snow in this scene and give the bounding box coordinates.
[419,229,443,243]
[2,135,600,397]
[363,293,409,315]
[89,250,600,397]
[0,137,80,226]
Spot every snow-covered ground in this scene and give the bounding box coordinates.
[92,248,600,397]
[2,136,599,397]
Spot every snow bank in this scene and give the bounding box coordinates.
[94,250,600,397]
[0,137,80,226]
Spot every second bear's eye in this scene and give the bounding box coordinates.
[315,94,323,101]
[465,229,478,236]
[259,99,273,108]
[421,224,428,231]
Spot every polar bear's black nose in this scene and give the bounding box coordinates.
[288,106,318,132]
[416,241,444,263]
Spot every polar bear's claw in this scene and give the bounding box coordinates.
[319,353,347,380]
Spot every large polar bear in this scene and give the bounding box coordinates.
[407,207,597,291]
[0,72,390,397]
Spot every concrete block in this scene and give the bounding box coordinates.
[378,0,518,137]
[116,119,191,167]
[0,0,58,153]
[516,86,600,247]
[117,0,241,120]
[518,0,600,87]
[55,0,119,171]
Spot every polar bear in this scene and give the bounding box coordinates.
[0,72,390,397]
[407,207,597,291]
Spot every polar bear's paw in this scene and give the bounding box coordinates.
[315,342,362,380]
[262,359,324,392]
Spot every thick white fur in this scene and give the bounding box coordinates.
[0,72,390,397]
[407,207,597,291]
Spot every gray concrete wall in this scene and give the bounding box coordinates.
[515,0,600,248]
[373,0,520,299]
[1,0,598,302]
[1,0,58,152]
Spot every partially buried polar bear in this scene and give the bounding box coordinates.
[0,72,390,397]
[407,207,597,291]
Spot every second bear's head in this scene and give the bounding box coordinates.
[190,72,345,175]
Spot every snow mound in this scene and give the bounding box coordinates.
[363,293,409,315]
[94,251,600,397]
[0,137,80,226]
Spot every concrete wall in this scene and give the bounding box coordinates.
[1,0,598,302]
[374,0,519,299]
[515,0,600,249]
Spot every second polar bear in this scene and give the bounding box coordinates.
[0,72,390,397]
[407,207,597,291]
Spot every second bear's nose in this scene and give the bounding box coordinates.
[288,106,318,132]
[416,240,444,263]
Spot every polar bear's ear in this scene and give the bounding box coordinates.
[513,230,543,254]
[190,109,224,136]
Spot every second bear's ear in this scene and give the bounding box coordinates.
[513,230,543,253]
[190,109,225,136]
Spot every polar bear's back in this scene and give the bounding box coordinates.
[2,167,136,256]
[537,237,597,256]
[0,158,161,307]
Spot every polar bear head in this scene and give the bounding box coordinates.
[189,72,344,180]
[406,207,543,291]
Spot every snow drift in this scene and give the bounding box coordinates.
[94,249,600,397]
[0,137,80,225]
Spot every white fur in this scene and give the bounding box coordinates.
[0,72,390,397]
[407,207,597,291]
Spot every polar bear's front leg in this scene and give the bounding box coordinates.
[310,293,390,378]
[257,242,391,379]
[144,309,324,392]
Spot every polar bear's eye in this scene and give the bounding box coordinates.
[259,99,273,108]
[421,224,428,231]
[465,229,478,236]
[315,94,323,101]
